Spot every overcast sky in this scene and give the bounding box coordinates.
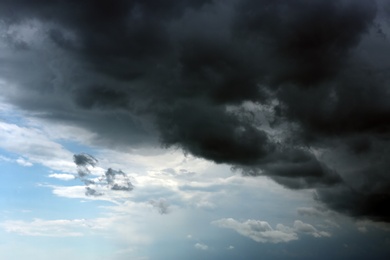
[0,0,390,259]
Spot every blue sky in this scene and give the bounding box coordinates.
[1,1,390,259]
[0,102,389,259]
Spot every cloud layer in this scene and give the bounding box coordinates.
[0,0,389,222]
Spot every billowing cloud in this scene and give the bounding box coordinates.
[0,0,389,222]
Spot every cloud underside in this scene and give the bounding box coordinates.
[0,0,389,222]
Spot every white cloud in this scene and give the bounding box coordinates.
[212,218,298,243]
[212,218,331,243]
[0,212,155,248]
[1,218,90,237]
[16,157,33,167]
[48,173,75,181]
[0,121,74,172]
[293,220,331,238]
[194,243,208,250]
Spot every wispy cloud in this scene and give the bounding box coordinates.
[16,157,33,167]
[48,173,75,181]
[2,218,91,237]
[0,121,74,172]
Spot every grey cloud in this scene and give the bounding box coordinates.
[73,153,98,168]
[73,154,97,182]
[85,187,103,197]
[297,207,333,218]
[0,0,389,222]
[104,168,134,192]
[150,199,171,215]
[233,0,376,86]
[73,153,134,196]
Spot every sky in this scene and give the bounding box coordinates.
[0,0,390,259]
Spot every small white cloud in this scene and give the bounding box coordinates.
[16,157,33,167]
[194,243,208,250]
[227,245,234,250]
[48,173,75,181]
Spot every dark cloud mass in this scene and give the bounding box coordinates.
[1,0,390,222]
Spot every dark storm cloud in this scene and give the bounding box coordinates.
[233,0,377,86]
[1,0,389,222]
